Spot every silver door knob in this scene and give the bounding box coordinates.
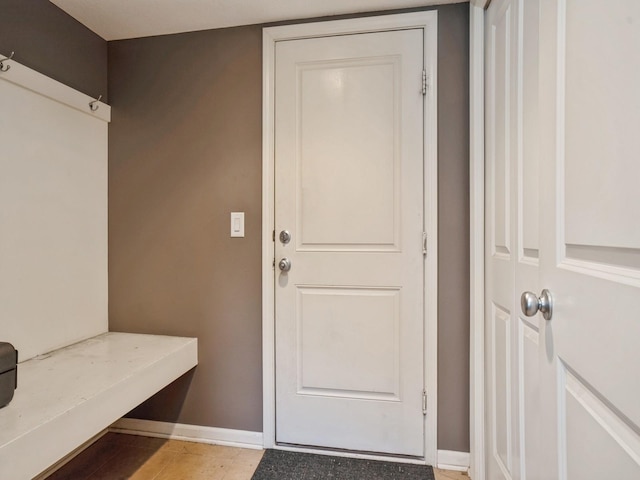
[521,289,553,320]
[278,258,292,272]
[279,230,291,244]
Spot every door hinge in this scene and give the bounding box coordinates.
[422,390,428,415]
[422,232,427,256]
[422,70,428,95]
[272,230,275,242]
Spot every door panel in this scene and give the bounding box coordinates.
[489,0,512,258]
[518,321,539,480]
[297,58,400,251]
[520,0,541,263]
[515,2,542,479]
[274,29,426,456]
[491,303,512,473]
[486,0,520,478]
[562,1,640,251]
[562,369,640,478]
[296,286,401,399]
[538,1,640,477]
[486,0,541,478]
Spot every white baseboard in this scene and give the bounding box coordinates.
[110,418,264,450]
[437,450,470,472]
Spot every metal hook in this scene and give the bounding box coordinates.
[0,51,15,72]
[89,95,102,112]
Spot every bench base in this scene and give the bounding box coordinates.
[0,332,197,479]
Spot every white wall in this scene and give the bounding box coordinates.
[0,60,109,361]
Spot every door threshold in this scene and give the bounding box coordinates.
[274,443,428,465]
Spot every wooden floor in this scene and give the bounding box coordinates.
[45,433,468,480]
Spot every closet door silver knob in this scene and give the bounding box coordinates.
[521,289,553,320]
[278,258,292,272]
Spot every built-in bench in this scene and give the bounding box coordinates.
[0,332,197,480]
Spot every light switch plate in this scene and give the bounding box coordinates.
[230,212,245,237]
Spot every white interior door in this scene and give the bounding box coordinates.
[485,0,542,478]
[487,0,640,478]
[537,0,640,477]
[274,29,427,457]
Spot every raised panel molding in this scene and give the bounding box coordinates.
[519,0,540,262]
[488,1,512,258]
[296,56,401,252]
[296,286,401,400]
[562,0,640,251]
[558,365,640,479]
[492,303,512,478]
[518,319,539,480]
[556,0,640,287]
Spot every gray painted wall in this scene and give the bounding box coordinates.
[109,4,470,452]
[2,0,470,453]
[0,0,107,101]
[108,25,265,432]
[437,5,471,452]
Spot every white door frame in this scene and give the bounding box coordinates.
[469,2,486,480]
[262,11,439,465]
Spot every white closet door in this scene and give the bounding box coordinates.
[537,0,640,477]
[487,1,640,478]
[485,0,542,478]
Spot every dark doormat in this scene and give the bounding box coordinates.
[251,449,435,480]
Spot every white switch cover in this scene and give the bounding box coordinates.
[230,212,245,237]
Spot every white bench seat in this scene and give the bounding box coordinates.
[0,332,197,480]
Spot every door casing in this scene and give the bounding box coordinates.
[469,3,487,480]
[262,11,439,465]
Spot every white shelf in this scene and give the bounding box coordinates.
[0,332,197,480]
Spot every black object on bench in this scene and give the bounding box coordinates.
[0,343,17,408]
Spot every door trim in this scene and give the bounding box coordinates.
[469,4,486,480]
[262,11,439,465]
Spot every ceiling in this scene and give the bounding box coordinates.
[50,0,467,41]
